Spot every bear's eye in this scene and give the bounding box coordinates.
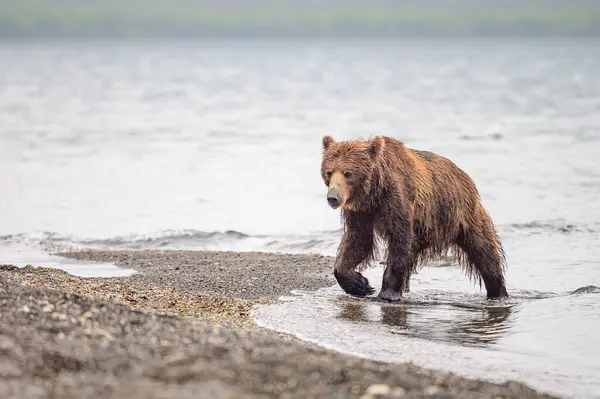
[344,171,353,179]
[326,171,332,179]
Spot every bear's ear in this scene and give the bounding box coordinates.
[322,135,335,151]
[367,136,385,159]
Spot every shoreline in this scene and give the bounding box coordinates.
[0,249,558,398]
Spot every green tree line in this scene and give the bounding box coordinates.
[1,0,599,38]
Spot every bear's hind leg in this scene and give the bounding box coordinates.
[457,225,508,299]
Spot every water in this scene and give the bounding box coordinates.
[1,38,599,397]
[253,268,600,399]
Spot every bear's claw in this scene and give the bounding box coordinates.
[333,270,375,297]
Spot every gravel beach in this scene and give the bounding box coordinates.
[0,250,558,399]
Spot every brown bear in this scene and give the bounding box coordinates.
[320,135,508,301]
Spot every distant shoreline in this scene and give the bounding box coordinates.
[1,31,598,40]
[1,34,598,45]
[1,1,599,39]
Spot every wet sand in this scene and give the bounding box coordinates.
[0,250,558,398]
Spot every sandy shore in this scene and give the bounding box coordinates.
[0,250,558,399]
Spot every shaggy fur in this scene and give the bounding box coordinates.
[320,135,508,301]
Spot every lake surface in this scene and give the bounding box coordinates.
[1,38,599,398]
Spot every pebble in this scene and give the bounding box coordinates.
[361,383,391,398]
[41,304,54,312]
[425,385,441,395]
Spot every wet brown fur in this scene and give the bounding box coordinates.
[320,135,508,301]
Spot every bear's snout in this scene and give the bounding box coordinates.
[327,195,340,209]
[325,171,348,209]
[327,188,342,209]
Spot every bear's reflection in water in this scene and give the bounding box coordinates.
[337,299,515,348]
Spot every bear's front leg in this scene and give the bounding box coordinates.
[333,211,376,297]
[378,236,411,302]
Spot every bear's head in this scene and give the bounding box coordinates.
[320,135,385,211]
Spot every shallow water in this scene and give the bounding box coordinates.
[253,266,600,399]
[1,38,599,397]
[0,239,136,277]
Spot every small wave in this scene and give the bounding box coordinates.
[0,229,343,256]
[570,285,600,295]
[0,230,250,252]
[504,220,600,234]
[91,229,252,247]
[357,288,557,309]
[3,219,595,263]
[459,132,504,141]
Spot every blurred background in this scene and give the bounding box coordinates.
[1,0,599,267]
[1,0,600,38]
[0,0,599,268]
